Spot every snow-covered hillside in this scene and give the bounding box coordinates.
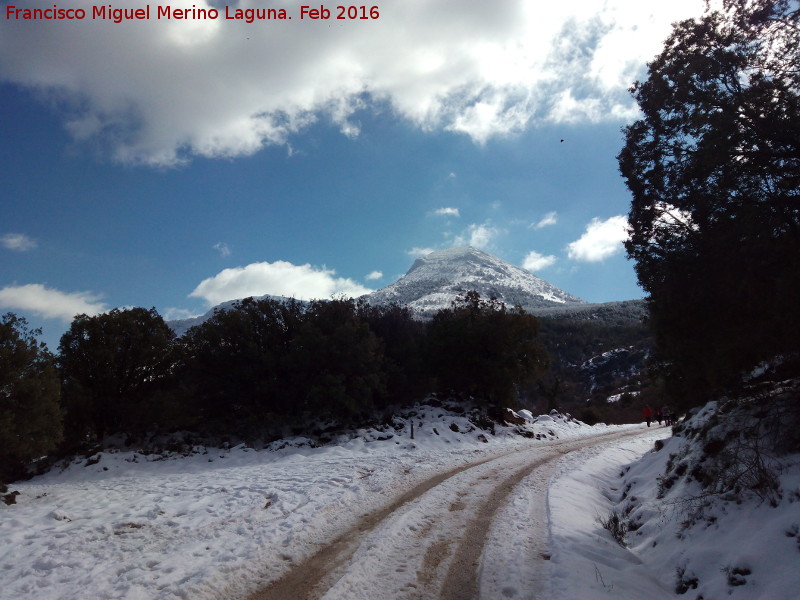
[361,246,585,315]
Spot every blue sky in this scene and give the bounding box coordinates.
[0,0,707,348]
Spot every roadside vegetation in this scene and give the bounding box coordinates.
[1,292,551,483]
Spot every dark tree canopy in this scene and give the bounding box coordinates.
[619,0,800,406]
[425,292,547,409]
[179,297,386,433]
[179,297,305,431]
[58,307,177,443]
[292,299,385,423]
[356,301,428,407]
[0,313,62,482]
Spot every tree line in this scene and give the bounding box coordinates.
[0,292,547,482]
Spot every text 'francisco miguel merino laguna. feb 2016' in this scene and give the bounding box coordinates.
[5,4,381,23]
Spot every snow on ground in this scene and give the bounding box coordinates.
[8,401,794,600]
[545,398,800,600]
[0,406,631,600]
[547,426,672,599]
[613,400,800,600]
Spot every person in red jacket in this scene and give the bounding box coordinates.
[643,405,653,427]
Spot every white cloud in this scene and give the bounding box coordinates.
[567,215,629,262]
[454,223,500,250]
[434,207,460,218]
[533,211,558,229]
[189,260,373,305]
[522,250,557,271]
[0,283,107,321]
[1,233,37,251]
[365,270,383,281]
[213,242,231,257]
[446,94,533,143]
[407,247,436,258]
[0,0,707,166]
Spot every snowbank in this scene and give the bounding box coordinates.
[571,392,800,600]
[547,427,672,598]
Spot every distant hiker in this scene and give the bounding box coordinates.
[643,405,653,427]
[655,407,663,425]
[662,406,672,426]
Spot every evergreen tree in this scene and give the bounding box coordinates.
[293,299,385,423]
[356,301,429,408]
[618,0,800,407]
[180,297,385,432]
[179,297,304,433]
[58,307,177,444]
[425,292,547,408]
[0,313,62,482]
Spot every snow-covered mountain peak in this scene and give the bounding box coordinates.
[167,247,586,336]
[362,246,585,315]
[407,246,507,276]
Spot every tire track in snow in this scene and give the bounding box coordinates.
[437,453,557,600]
[248,427,648,600]
[247,448,519,600]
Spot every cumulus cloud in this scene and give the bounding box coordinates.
[454,223,500,250]
[567,215,629,262]
[434,207,460,218]
[1,233,37,251]
[189,260,373,305]
[522,250,557,271]
[407,247,436,258]
[0,283,107,321]
[532,212,558,229]
[0,0,706,166]
[365,270,383,281]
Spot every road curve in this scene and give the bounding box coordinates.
[248,427,649,600]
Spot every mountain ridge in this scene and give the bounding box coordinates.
[360,246,586,315]
[168,247,643,335]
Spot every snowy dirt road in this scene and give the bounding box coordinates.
[249,427,651,600]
